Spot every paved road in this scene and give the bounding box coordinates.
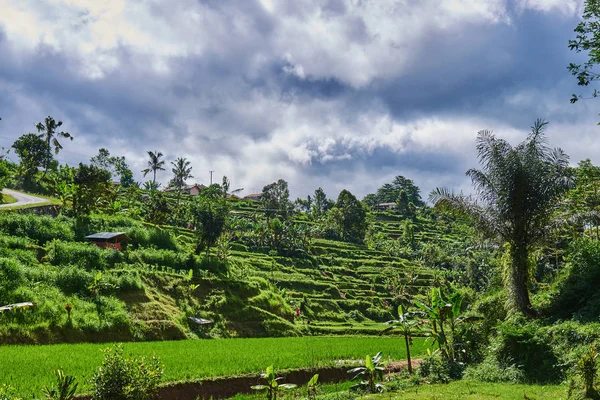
[0,189,49,208]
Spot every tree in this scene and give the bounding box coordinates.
[362,193,379,209]
[35,116,72,176]
[72,163,113,216]
[569,0,600,107]
[392,176,424,207]
[12,133,51,190]
[143,191,171,225]
[170,157,193,195]
[312,187,333,218]
[191,185,229,262]
[90,148,135,188]
[383,305,420,374]
[142,151,165,188]
[396,190,415,218]
[430,120,573,315]
[333,189,368,243]
[262,179,291,219]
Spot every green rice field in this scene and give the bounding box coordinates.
[0,336,429,397]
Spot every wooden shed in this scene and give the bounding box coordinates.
[85,232,128,251]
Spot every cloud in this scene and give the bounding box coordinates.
[0,0,595,201]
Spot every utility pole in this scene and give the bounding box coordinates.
[209,170,214,185]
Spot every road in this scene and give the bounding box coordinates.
[0,189,49,208]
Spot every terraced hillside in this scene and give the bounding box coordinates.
[0,200,473,343]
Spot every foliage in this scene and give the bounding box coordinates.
[329,189,367,244]
[492,317,562,383]
[142,191,171,225]
[347,352,385,393]
[142,151,165,187]
[91,344,163,400]
[578,344,599,398]
[90,148,134,188]
[307,373,319,400]
[546,237,600,321]
[262,179,291,219]
[430,120,572,315]
[191,187,229,260]
[72,163,114,216]
[418,350,465,383]
[569,0,600,107]
[251,365,297,400]
[12,133,51,190]
[42,369,78,400]
[383,304,421,374]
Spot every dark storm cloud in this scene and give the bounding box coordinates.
[0,0,594,198]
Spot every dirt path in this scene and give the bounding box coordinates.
[0,189,49,208]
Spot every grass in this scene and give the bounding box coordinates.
[0,336,429,397]
[231,379,567,400]
[0,194,16,204]
[369,381,567,399]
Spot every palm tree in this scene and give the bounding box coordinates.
[142,151,166,188]
[429,120,573,316]
[171,157,193,199]
[36,116,72,176]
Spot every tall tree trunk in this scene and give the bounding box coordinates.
[510,245,534,316]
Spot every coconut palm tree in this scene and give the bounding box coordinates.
[142,151,166,189]
[429,119,573,316]
[36,116,72,176]
[170,157,193,199]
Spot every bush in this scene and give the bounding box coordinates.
[91,344,163,400]
[418,352,464,383]
[46,240,123,270]
[0,258,25,304]
[0,213,73,244]
[126,248,192,270]
[464,355,525,383]
[548,238,600,321]
[492,317,562,383]
[56,267,93,295]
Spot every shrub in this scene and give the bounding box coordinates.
[0,213,73,244]
[55,267,93,295]
[91,344,163,400]
[493,317,562,383]
[418,351,465,383]
[464,355,525,383]
[126,248,192,270]
[46,240,123,270]
[0,258,25,304]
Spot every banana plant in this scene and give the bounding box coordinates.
[382,305,423,374]
[347,352,385,393]
[251,365,297,400]
[415,287,482,361]
[306,373,319,400]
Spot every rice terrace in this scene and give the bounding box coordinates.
[2,1,600,399]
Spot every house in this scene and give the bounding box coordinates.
[165,183,206,196]
[374,202,397,211]
[244,193,262,201]
[85,232,129,251]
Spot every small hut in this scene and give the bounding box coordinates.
[85,232,128,251]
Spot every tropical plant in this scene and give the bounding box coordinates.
[142,151,165,188]
[11,133,51,190]
[347,352,385,393]
[306,374,319,400]
[430,120,572,315]
[251,365,297,400]
[35,116,72,176]
[415,287,482,362]
[42,369,78,400]
[578,344,599,398]
[170,157,193,196]
[91,344,163,400]
[383,305,421,374]
[191,186,229,263]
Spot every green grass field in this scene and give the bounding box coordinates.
[0,336,428,397]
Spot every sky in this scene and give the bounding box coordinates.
[0,0,598,200]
